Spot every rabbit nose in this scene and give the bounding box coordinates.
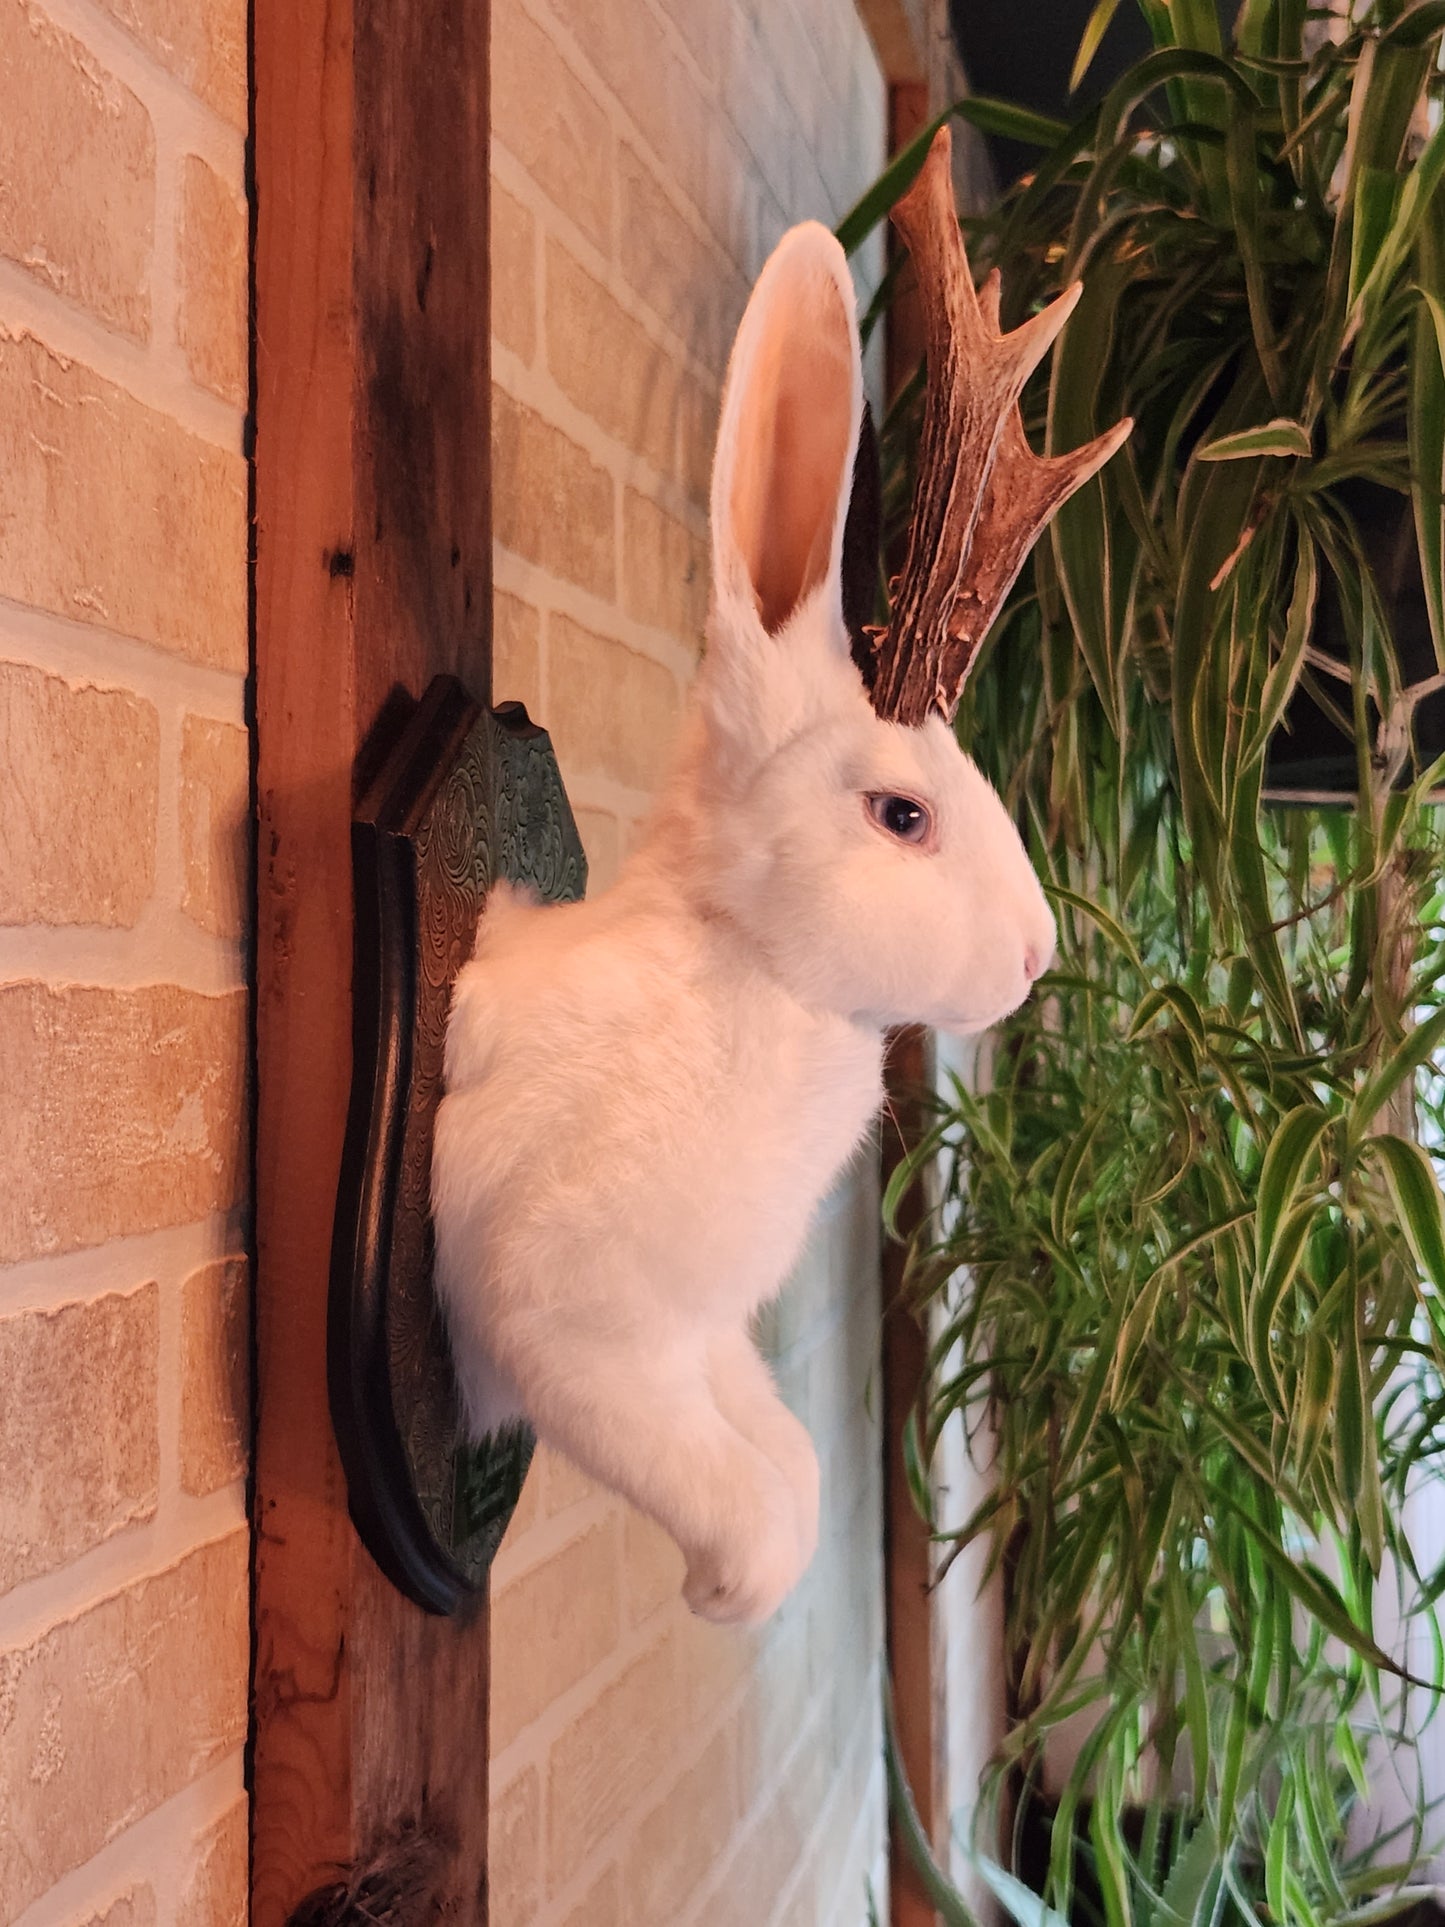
[1023,941,1046,982]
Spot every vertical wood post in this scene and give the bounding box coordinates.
[252,3,493,1917]
[881,1025,950,1927]
[881,75,952,1927]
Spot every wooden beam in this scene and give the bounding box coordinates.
[856,0,929,83]
[880,1025,950,1927]
[251,2,493,1918]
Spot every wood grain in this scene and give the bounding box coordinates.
[880,1026,950,1927]
[879,87,951,1927]
[252,0,493,1916]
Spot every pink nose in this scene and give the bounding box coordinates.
[1023,943,1045,982]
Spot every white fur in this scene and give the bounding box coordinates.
[433,222,1055,1625]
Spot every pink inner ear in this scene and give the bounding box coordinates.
[729,267,854,636]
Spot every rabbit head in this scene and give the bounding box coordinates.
[687,129,1131,1036]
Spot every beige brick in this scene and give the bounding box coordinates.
[623,488,709,642]
[0,1285,158,1595]
[0,982,247,1263]
[807,1524,883,1744]
[94,0,246,128]
[814,1694,883,1917]
[492,179,536,365]
[679,372,719,509]
[700,120,759,276]
[180,1255,249,1496]
[738,1614,810,1789]
[765,1235,832,1359]
[179,714,249,939]
[546,614,679,794]
[558,0,709,222]
[621,1504,684,1628]
[728,11,812,219]
[546,241,680,476]
[492,6,612,252]
[493,589,542,715]
[0,1532,248,1920]
[0,335,247,670]
[489,1767,540,1926]
[559,1865,621,1927]
[178,155,246,405]
[78,1890,157,1927]
[672,1603,758,1727]
[491,1521,623,1753]
[540,1442,600,1517]
[776,1853,823,1927]
[822,1391,881,1549]
[0,4,153,338]
[0,662,159,928]
[653,0,726,78]
[712,1735,824,1927]
[618,145,746,367]
[749,0,829,159]
[177,1794,246,1926]
[624,1725,739,1923]
[491,389,615,602]
[807,1275,880,1452]
[496,1452,544,1557]
[572,807,621,897]
[546,1632,678,1889]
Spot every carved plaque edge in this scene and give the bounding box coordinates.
[328,674,588,1613]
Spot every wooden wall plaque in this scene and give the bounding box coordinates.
[329,677,586,1615]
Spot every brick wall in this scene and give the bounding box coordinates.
[486,1,895,1920]
[0,0,250,1921]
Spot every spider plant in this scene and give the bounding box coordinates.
[840,1,1445,1918]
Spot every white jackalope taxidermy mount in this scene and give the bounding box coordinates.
[433,129,1130,1624]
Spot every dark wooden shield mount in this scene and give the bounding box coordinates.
[329,674,587,1614]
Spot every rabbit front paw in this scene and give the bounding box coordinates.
[683,1478,806,1626]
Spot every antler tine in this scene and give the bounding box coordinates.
[867,127,1133,726]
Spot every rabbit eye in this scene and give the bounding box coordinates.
[866,793,932,845]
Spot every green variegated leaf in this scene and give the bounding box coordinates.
[1379,0,1445,45]
[1294,1326,1337,1483]
[1265,1781,1296,1927]
[1196,420,1313,461]
[973,1860,1074,1927]
[1410,278,1445,672]
[1249,1199,1317,1413]
[1070,0,1126,94]
[1369,1133,1445,1292]
[1255,1105,1331,1275]
[835,97,1072,256]
[1222,1501,1418,1679]
[1354,112,1445,323]
[1351,1004,1445,1139]
[1156,1820,1221,1927]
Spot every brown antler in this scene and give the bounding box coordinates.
[866,126,1133,726]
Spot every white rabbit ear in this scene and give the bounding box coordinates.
[710,223,863,646]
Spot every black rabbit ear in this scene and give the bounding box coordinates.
[843,401,883,688]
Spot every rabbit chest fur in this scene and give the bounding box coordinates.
[432,218,1057,1626]
[439,876,884,1356]
[438,868,884,1374]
